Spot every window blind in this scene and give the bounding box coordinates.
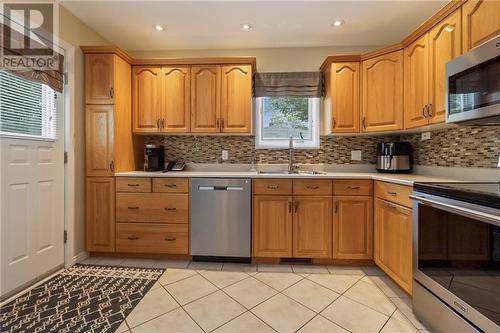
[0,70,57,139]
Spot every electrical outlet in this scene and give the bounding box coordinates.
[351,150,362,161]
[421,132,431,141]
[221,150,228,161]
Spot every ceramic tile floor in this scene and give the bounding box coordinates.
[81,256,430,333]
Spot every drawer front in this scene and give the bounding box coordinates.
[116,193,188,223]
[375,181,412,208]
[116,177,151,192]
[333,180,373,196]
[153,178,189,193]
[253,179,292,195]
[293,179,332,195]
[116,223,189,254]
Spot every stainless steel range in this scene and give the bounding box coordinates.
[411,182,500,333]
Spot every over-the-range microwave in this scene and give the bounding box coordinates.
[446,34,500,125]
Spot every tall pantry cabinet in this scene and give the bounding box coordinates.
[84,50,141,252]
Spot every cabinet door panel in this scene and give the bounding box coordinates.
[362,50,403,132]
[462,0,500,51]
[85,54,114,104]
[133,66,161,133]
[404,34,430,129]
[293,196,332,258]
[374,198,412,295]
[221,65,252,133]
[162,66,191,132]
[191,65,221,133]
[86,105,114,176]
[429,9,462,124]
[253,196,292,257]
[86,177,115,252]
[333,196,373,259]
[332,62,360,133]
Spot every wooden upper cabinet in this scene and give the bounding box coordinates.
[86,105,114,176]
[133,66,162,133]
[191,65,221,133]
[86,177,115,252]
[429,9,462,124]
[333,196,373,259]
[462,0,500,51]
[85,54,114,104]
[374,198,413,295]
[161,66,191,132]
[292,196,332,258]
[332,62,360,133]
[253,195,293,257]
[404,34,430,129]
[221,65,252,133]
[361,50,403,132]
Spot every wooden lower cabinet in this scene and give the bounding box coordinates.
[253,195,293,257]
[333,196,373,259]
[374,198,413,295]
[116,223,188,254]
[86,177,115,252]
[293,196,332,258]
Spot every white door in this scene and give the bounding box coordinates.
[0,72,65,298]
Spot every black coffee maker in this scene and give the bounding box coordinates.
[144,145,165,171]
[376,142,412,173]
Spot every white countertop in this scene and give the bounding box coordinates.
[115,170,456,186]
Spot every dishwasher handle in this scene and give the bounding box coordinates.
[198,186,244,191]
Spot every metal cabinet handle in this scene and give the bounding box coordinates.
[427,104,433,117]
[422,105,427,118]
[127,206,139,210]
[332,117,336,129]
[165,207,177,211]
[362,117,367,129]
[294,201,299,213]
[127,183,139,187]
[165,236,176,241]
[162,118,165,128]
[109,87,114,98]
[165,184,177,188]
[288,200,292,213]
[156,119,160,129]
[109,160,114,172]
[216,118,220,129]
[347,186,360,190]
[387,203,397,209]
[221,118,224,129]
[387,191,397,196]
[267,185,279,189]
[306,185,319,190]
[127,235,139,240]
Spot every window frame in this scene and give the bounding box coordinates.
[255,96,321,149]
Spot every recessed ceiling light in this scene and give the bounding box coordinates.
[332,20,344,27]
[241,23,252,31]
[155,25,164,32]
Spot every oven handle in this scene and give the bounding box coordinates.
[410,194,500,225]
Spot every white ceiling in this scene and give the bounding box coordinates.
[61,0,448,51]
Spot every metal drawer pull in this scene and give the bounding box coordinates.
[127,206,139,210]
[127,235,139,240]
[306,185,319,189]
[288,201,292,213]
[387,203,397,209]
[165,184,177,187]
[127,183,140,187]
[387,191,397,196]
[165,237,176,241]
[267,185,279,189]
[347,186,360,189]
[165,207,177,211]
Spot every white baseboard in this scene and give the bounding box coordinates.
[70,251,89,266]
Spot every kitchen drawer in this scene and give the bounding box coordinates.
[293,179,332,195]
[116,223,189,254]
[375,181,412,208]
[253,179,292,195]
[333,180,373,196]
[116,193,188,223]
[116,177,151,192]
[153,178,189,193]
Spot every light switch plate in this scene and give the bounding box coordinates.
[421,132,431,141]
[221,150,228,161]
[351,150,362,161]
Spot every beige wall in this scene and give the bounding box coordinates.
[58,6,109,258]
[129,46,374,72]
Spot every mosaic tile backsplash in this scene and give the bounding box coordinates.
[144,126,500,168]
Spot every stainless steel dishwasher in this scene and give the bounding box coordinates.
[190,178,251,262]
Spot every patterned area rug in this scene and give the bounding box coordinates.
[0,264,163,333]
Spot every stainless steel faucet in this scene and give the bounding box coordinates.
[288,135,294,173]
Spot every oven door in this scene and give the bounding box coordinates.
[446,35,500,125]
[412,192,500,333]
